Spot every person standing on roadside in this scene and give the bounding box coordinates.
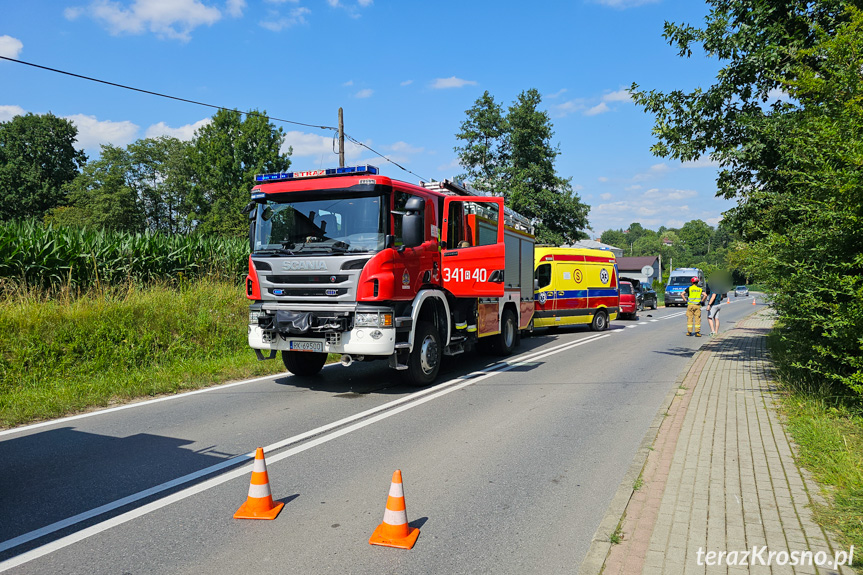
[706,289,722,336]
[684,277,706,337]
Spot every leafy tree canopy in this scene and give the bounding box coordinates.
[632,0,863,395]
[0,113,87,221]
[455,89,590,244]
[190,109,291,237]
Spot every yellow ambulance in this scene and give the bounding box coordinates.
[533,247,619,331]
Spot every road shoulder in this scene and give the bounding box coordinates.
[580,308,856,575]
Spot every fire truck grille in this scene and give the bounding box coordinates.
[268,275,350,284]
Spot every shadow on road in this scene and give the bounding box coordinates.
[0,427,239,560]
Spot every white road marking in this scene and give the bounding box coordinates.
[0,371,312,438]
[0,333,610,570]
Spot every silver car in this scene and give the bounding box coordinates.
[734,285,749,297]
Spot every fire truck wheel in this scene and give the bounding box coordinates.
[404,321,441,386]
[494,308,518,356]
[282,351,327,376]
[590,310,609,331]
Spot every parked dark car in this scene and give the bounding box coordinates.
[618,281,638,320]
[621,277,657,311]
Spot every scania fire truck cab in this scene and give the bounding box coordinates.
[245,166,535,386]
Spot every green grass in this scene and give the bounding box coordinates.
[768,331,863,565]
[0,280,295,428]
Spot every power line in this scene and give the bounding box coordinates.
[0,55,337,131]
[0,55,431,181]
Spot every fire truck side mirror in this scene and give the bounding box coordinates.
[402,197,425,248]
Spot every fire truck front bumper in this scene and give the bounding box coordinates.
[248,324,396,356]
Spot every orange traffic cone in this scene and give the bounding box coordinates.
[369,470,420,549]
[234,447,284,520]
[752,298,757,306]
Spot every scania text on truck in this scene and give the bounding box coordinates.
[244,166,536,386]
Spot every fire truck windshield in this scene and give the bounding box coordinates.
[253,194,387,255]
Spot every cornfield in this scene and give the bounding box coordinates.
[0,220,248,292]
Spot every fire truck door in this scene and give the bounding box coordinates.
[440,197,505,298]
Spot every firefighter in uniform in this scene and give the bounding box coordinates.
[683,276,706,336]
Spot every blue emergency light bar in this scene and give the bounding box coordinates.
[254,165,379,183]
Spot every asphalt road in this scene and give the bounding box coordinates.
[0,296,762,574]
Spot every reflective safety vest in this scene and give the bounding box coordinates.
[687,286,703,305]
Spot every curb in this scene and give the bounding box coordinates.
[578,306,765,575]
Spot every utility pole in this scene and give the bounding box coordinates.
[338,108,345,168]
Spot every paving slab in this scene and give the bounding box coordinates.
[581,308,856,575]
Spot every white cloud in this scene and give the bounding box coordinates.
[585,102,610,116]
[0,105,26,122]
[386,141,424,155]
[436,157,462,174]
[602,89,632,103]
[600,193,613,200]
[145,117,211,140]
[259,7,310,30]
[431,76,477,89]
[358,0,373,5]
[625,184,642,191]
[343,80,354,86]
[226,0,245,17]
[69,0,223,41]
[282,130,365,160]
[551,99,586,118]
[65,114,139,150]
[633,162,671,181]
[680,157,720,169]
[546,88,567,99]
[354,88,373,99]
[400,80,413,86]
[598,176,609,182]
[643,187,697,201]
[767,88,791,102]
[0,35,24,58]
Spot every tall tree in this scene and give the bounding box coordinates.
[600,229,628,249]
[51,144,144,232]
[454,91,509,194]
[455,89,590,244]
[0,113,87,221]
[678,219,713,256]
[190,109,291,237]
[128,136,194,234]
[631,1,863,395]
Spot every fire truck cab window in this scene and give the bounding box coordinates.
[447,200,499,249]
[392,191,419,246]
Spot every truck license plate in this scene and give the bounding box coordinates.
[290,341,324,353]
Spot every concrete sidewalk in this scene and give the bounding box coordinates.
[581,308,856,575]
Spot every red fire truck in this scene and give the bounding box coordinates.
[244,165,535,386]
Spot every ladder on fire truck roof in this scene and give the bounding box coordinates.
[419,179,534,235]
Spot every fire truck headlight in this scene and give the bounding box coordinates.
[356,312,394,328]
[249,311,262,324]
[355,313,378,327]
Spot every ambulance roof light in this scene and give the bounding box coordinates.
[254,165,379,183]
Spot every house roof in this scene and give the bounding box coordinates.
[616,256,659,271]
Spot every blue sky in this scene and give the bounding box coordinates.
[0,0,738,237]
